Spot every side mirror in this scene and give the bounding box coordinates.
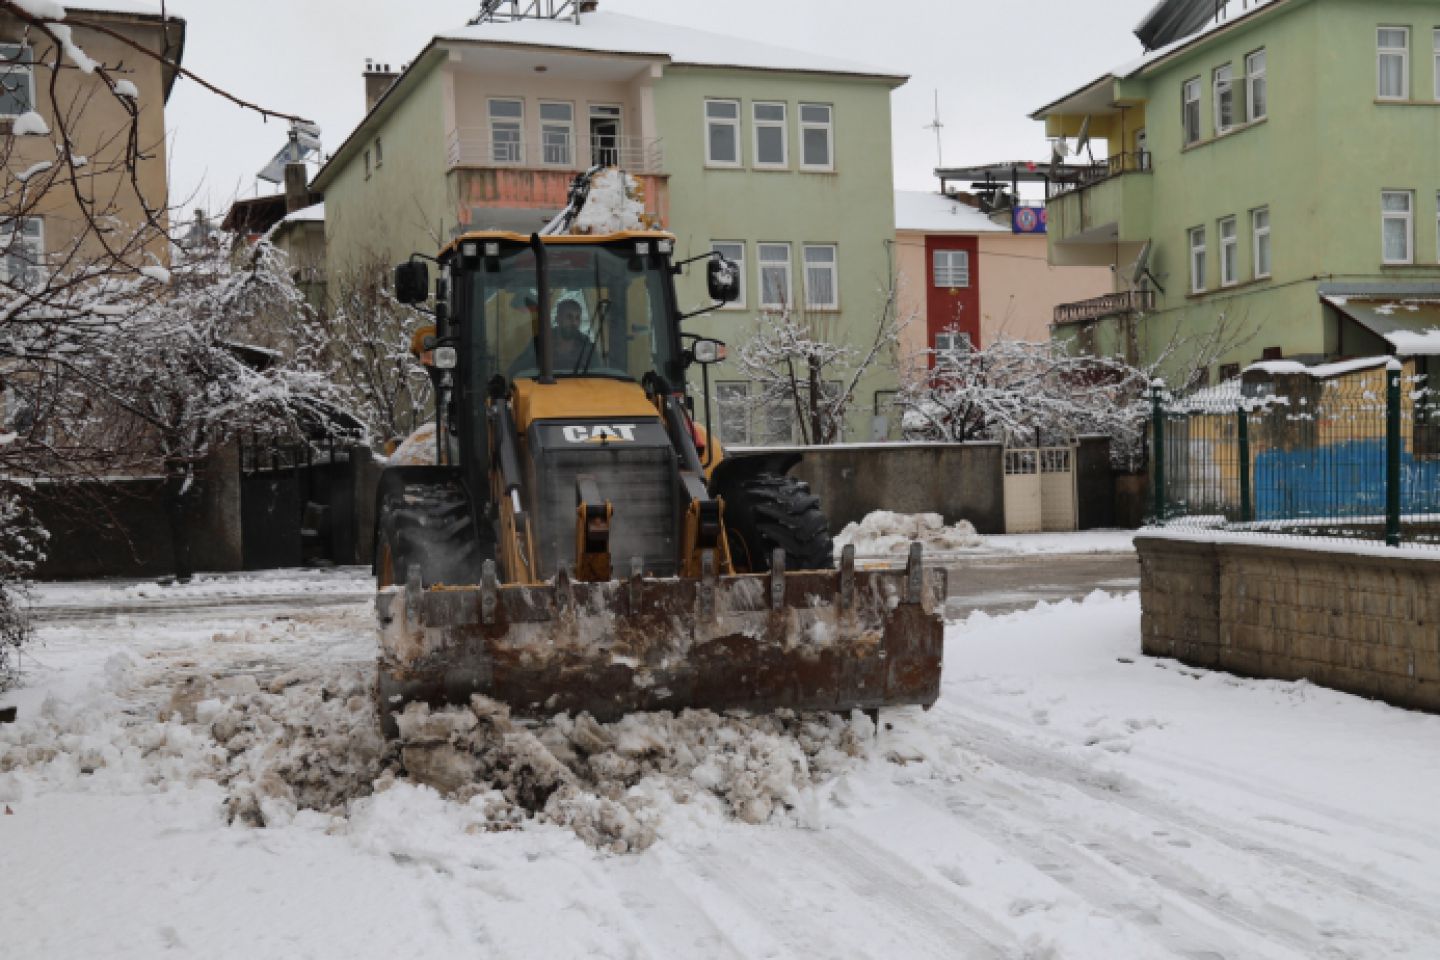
[691,338,727,365]
[707,255,740,304]
[394,260,430,305]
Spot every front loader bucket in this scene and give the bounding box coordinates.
[375,545,945,735]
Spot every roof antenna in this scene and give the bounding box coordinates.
[922,90,945,169]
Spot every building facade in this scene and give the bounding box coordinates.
[893,190,1111,366]
[309,7,905,444]
[1033,0,1440,383]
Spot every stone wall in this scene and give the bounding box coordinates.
[1138,534,1440,711]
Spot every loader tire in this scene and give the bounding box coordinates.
[722,472,834,573]
[375,481,487,589]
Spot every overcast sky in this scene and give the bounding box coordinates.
[164,0,1159,215]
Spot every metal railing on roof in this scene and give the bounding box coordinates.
[1046,151,1151,200]
[445,128,665,174]
[1054,289,1155,325]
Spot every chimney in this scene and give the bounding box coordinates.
[578,1,599,11]
[284,161,310,214]
[364,59,399,113]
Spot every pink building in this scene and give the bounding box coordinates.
[894,191,1111,367]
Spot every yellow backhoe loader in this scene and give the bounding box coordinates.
[373,168,944,735]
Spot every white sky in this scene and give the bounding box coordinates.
[163,0,1159,215]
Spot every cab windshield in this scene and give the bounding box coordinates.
[466,243,682,384]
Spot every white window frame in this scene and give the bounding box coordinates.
[932,249,969,288]
[1213,63,1235,135]
[757,242,792,311]
[934,331,971,356]
[798,103,834,171]
[803,244,838,310]
[1434,28,1440,100]
[704,99,741,168]
[1252,207,1272,279]
[539,101,574,167]
[1382,189,1414,265]
[1189,226,1207,294]
[1245,49,1267,121]
[2,216,44,287]
[710,241,746,310]
[1378,27,1410,100]
[1182,77,1201,146]
[488,98,524,164]
[1219,216,1239,287]
[0,44,34,118]
[751,101,788,169]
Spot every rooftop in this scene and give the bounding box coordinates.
[437,10,905,80]
[894,191,1010,234]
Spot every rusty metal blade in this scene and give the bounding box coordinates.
[375,561,946,734]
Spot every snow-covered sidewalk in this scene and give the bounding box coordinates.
[834,511,1135,561]
[3,572,1439,958]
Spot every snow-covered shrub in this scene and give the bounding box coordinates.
[0,488,44,690]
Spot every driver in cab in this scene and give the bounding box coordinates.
[553,299,591,371]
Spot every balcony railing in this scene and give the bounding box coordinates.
[445,128,665,174]
[1053,288,1156,325]
[1046,151,1151,200]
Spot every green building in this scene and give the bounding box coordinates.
[309,4,906,443]
[1032,0,1440,385]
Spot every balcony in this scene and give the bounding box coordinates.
[1053,289,1155,325]
[1046,151,1151,200]
[445,128,665,174]
[1046,153,1153,254]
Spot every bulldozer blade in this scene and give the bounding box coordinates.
[375,546,946,734]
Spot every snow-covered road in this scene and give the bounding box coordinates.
[4,565,1440,959]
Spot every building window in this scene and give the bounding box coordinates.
[1246,49,1267,121]
[711,241,746,309]
[1189,226,1207,293]
[374,137,383,168]
[1219,362,1241,381]
[1382,189,1414,264]
[1252,207,1272,278]
[932,249,969,288]
[488,98,524,163]
[1378,27,1409,100]
[363,148,371,179]
[0,44,34,117]
[589,104,622,166]
[752,101,787,168]
[1434,29,1440,99]
[799,103,833,170]
[1182,77,1201,146]
[935,331,971,356]
[758,242,792,311]
[2,216,44,288]
[803,244,838,309]
[762,399,793,445]
[540,101,574,166]
[705,99,740,167]
[1219,216,1238,287]
[1213,63,1235,134]
[716,381,751,445]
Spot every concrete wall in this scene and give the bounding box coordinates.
[783,442,1006,535]
[1138,534,1440,711]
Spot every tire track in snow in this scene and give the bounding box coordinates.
[919,701,1440,957]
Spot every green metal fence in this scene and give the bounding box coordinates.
[1149,360,1440,547]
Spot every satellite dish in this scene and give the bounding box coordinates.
[1130,240,1165,295]
[257,121,323,184]
[1052,137,1071,158]
[1075,115,1094,163]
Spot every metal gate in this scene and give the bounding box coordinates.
[1003,446,1078,533]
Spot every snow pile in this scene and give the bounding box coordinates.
[392,697,870,853]
[834,510,984,557]
[571,168,647,235]
[2,655,871,854]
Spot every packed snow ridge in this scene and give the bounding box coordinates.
[2,659,873,854]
